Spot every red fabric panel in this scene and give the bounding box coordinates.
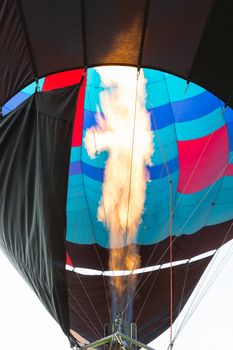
[42,69,86,147]
[178,125,229,193]
[224,163,233,176]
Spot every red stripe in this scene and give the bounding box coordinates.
[42,69,86,147]
[42,69,84,90]
[72,74,86,146]
[178,125,229,193]
[66,250,73,266]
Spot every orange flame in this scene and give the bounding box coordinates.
[84,66,153,313]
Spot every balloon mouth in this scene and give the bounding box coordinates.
[104,314,137,350]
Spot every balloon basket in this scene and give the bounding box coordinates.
[75,314,156,350]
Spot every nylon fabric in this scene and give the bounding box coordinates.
[1,0,233,108]
[66,68,233,249]
[67,256,211,343]
[66,219,233,269]
[0,83,81,337]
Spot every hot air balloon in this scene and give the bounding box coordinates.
[1,1,233,349]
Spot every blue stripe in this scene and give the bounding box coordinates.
[171,90,222,122]
[83,91,222,132]
[225,121,233,151]
[3,92,29,116]
[175,107,225,141]
[83,107,175,131]
[80,162,104,180]
[2,79,45,116]
[69,161,82,175]
[149,157,178,179]
[83,109,99,130]
[149,104,173,129]
[69,158,179,180]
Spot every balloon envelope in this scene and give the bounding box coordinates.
[1,67,233,345]
[1,0,233,346]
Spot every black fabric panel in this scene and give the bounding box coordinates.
[2,0,229,106]
[20,0,145,72]
[66,256,211,343]
[1,0,233,105]
[66,219,233,270]
[0,84,80,336]
[20,0,84,76]
[190,0,233,107]
[0,0,34,104]
[142,0,213,77]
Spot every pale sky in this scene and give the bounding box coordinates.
[0,241,233,350]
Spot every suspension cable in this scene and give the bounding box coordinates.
[173,223,233,341]
[122,140,233,318]
[122,77,190,313]
[68,289,101,338]
[120,69,140,319]
[173,261,190,336]
[73,269,104,329]
[125,69,140,244]
[123,72,176,313]
[84,83,112,321]
[169,180,173,349]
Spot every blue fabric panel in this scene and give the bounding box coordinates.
[224,107,233,151]
[69,158,179,180]
[83,91,223,133]
[151,127,178,164]
[207,176,233,225]
[81,128,177,167]
[70,147,81,162]
[229,151,233,164]
[2,92,29,115]
[2,78,45,116]
[81,162,104,181]
[69,161,82,175]
[175,107,225,141]
[66,68,233,248]
[149,158,178,179]
[149,104,174,130]
[21,78,44,94]
[165,76,205,102]
[171,90,222,122]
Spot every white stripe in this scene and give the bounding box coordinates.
[65,249,216,276]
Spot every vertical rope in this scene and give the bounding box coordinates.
[82,83,112,322]
[125,70,140,243]
[169,179,173,349]
[121,70,140,320]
